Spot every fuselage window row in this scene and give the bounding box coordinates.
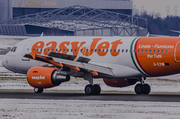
[32,48,169,54]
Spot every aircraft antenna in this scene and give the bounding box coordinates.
[146,32,149,37]
[41,32,44,37]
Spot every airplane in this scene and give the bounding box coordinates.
[2,36,180,95]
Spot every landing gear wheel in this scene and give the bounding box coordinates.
[85,84,95,95]
[135,84,143,95]
[143,84,151,95]
[94,84,101,95]
[134,83,151,95]
[34,88,43,93]
[85,84,101,95]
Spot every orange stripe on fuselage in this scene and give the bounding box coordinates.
[135,37,180,76]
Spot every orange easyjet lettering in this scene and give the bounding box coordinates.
[31,41,44,55]
[97,42,109,56]
[58,41,70,54]
[71,42,86,56]
[111,39,123,56]
[82,38,102,56]
[30,38,123,57]
[44,41,57,55]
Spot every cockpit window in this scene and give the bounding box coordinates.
[11,47,17,52]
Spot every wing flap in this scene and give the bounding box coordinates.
[52,57,113,76]
[26,53,114,76]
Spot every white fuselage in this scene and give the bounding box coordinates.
[2,36,141,78]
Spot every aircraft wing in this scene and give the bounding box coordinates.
[24,53,114,76]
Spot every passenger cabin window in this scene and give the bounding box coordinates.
[91,49,93,52]
[137,49,140,53]
[157,50,160,53]
[145,49,148,53]
[166,50,168,53]
[122,49,124,53]
[149,49,152,53]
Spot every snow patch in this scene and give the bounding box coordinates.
[0,99,180,119]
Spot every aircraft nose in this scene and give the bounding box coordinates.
[2,55,8,68]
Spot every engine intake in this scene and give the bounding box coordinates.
[103,78,137,87]
[27,66,70,88]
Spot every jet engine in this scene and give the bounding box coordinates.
[103,78,138,87]
[27,66,70,88]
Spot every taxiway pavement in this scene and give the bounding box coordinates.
[1,91,180,102]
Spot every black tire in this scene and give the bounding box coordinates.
[143,84,151,95]
[94,84,101,95]
[135,84,143,95]
[34,88,43,93]
[66,75,70,81]
[85,84,95,95]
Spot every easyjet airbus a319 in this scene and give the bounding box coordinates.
[2,36,180,95]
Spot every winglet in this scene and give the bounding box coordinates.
[89,70,98,76]
[29,52,36,59]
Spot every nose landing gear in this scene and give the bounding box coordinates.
[34,88,43,93]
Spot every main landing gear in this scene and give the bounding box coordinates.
[85,84,101,95]
[134,77,151,95]
[84,72,101,95]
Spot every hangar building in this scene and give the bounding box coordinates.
[0,0,148,36]
[0,0,133,23]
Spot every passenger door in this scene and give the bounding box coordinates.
[175,41,180,62]
[22,40,33,61]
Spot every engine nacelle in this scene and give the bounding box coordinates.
[27,66,70,88]
[103,78,138,87]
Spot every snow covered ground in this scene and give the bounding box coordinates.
[1,99,180,119]
[1,75,180,94]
